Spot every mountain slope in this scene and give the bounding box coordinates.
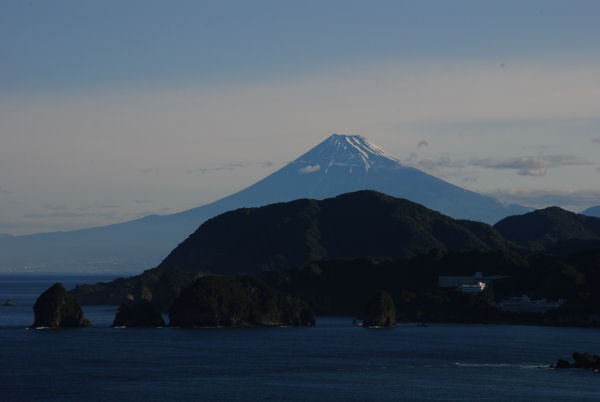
[0,134,529,273]
[493,207,600,250]
[158,190,512,275]
[211,134,529,224]
[582,206,600,218]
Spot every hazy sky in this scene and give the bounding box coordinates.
[1,0,600,235]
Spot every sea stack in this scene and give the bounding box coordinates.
[363,290,397,328]
[32,283,91,328]
[572,352,600,370]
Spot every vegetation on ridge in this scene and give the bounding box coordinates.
[494,206,600,250]
[158,190,513,275]
[168,275,315,327]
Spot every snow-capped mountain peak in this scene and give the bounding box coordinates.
[293,133,400,174]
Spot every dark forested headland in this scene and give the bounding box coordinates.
[68,190,600,327]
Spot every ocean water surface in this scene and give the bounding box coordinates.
[1,274,599,401]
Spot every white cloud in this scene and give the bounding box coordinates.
[298,164,321,174]
[411,157,466,171]
[470,155,592,177]
[191,162,273,175]
[408,154,592,177]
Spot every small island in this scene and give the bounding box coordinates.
[363,290,397,328]
[32,283,91,328]
[555,352,600,371]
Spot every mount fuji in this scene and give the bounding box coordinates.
[0,134,530,273]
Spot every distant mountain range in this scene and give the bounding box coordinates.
[1,134,530,273]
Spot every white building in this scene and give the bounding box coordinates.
[438,272,506,293]
[459,282,486,293]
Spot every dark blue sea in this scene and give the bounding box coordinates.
[1,275,600,401]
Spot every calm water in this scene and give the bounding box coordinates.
[1,275,600,401]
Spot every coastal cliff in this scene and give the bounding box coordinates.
[169,275,315,327]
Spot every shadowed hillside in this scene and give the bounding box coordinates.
[159,190,512,275]
[494,207,600,250]
[71,190,515,309]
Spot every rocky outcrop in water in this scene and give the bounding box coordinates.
[572,352,600,370]
[363,290,396,328]
[169,275,315,327]
[32,283,91,328]
[554,352,600,371]
[555,359,571,368]
[112,302,166,327]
